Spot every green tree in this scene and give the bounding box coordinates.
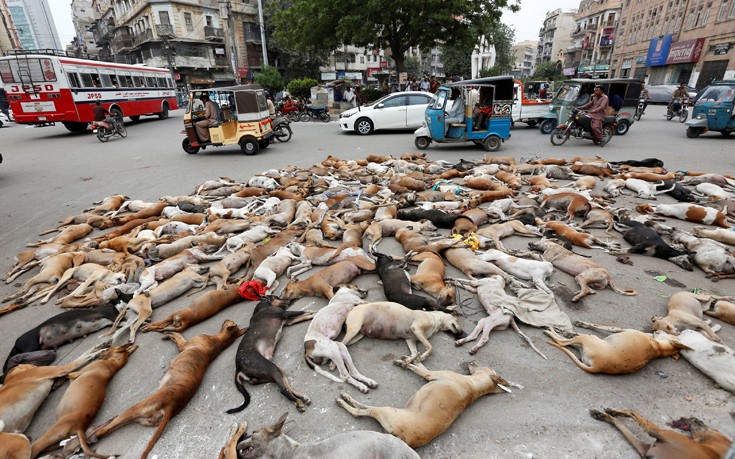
[404,57,421,78]
[534,61,562,80]
[274,0,520,76]
[287,77,318,99]
[253,65,285,92]
[441,43,472,78]
[489,23,516,74]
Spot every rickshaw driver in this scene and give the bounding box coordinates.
[195,93,218,142]
[445,87,465,135]
[577,85,609,146]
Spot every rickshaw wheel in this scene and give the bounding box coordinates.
[539,119,555,134]
[686,127,702,138]
[182,138,200,154]
[721,130,732,137]
[601,126,614,145]
[415,136,431,150]
[240,138,260,155]
[483,135,501,152]
[616,120,630,136]
[258,138,270,149]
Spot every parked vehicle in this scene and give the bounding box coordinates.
[277,100,305,122]
[539,78,641,136]
[304,105,331,122]
[339,91,435,135]
[413,76,514,152]
[93,118,127,142]
[685,80,735,138]
[272,115,292,142]
[550,107,615,147]
[182,85,273,156]
[511,79,551,127]
[647,84,698,104]
[666,98,689,122]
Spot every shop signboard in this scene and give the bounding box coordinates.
[666,38,705,64]
[714,43,730,55]
[646,34,672,67]
[321,72,337,81]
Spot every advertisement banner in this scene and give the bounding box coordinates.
[666,38,705,64]
[646,35,672,67]
[563,67,576,76]
[321,72,336,81]
[366,68,381,78]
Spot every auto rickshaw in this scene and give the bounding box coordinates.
[414,76,514,152]
[538,78,641,136]
[685,80,735,138]
[182,85,273,155]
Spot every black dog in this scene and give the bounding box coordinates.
[397,208,460,229]
[372,252,441,311]
[1,304,119,381]
[453,159,476,172]
[655,180,698,203]
[610,158,665,168]
[614,221,692,270]
[228,296,313,413]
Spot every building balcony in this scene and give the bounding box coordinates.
[112,34,134,51]
[585,23,598,31]
[156,24,175,38]
[214,56,228,67]
[204,26,224,41]
[567,44,582,52]
[133,29,153,47]
[571,27,584,37]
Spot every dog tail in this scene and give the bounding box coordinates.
[141,407,173,459]
[226,371,251,414]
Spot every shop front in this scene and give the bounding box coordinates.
[666,38,705,85]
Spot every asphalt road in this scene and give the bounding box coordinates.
[0,106,733,459]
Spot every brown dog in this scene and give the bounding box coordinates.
[30,344,137,458]
[545,321,689,374]
[409,252,455,306]
[540,192,591,221]
[539,221,611,249]
[143,285,244,333]
[651,292,723,343]
[0,425,31,459]
[475,220,541,251]
[591,408,731,459]
[337,361,512,448]
[282,257,375,300]
[89,321,244,458]
[705,299,735,325]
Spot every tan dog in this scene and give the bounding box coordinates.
[89,321,245,459]
[651,292,723,343]
[545,321,689,374]
[2,252,85,306]
[282,257,376,300]
[494,171,522,189]
[0,347,101,433]
[705,299,735,325]
[529,239,636,302]
[691,226,735,246]
[341,301,462,363]
[30,344,137,458]
[468,187,515,205]
[363,218,436,252]
[409,252,455,306]
[143,284,244,333]
[578,204,614,235]
[85,194,128,214]
[26,223,93,248]
[539,221,611,249]
[591,408,732,459]
[475,220,541,251]
[0,422,31,459]
[337,361,512,448]
[540,192,591,221]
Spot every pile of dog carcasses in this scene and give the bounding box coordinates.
[1,153,734,458]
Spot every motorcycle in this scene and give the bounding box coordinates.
[271,115,292,142]
[277,102,306,122]
[634,97,646,121]
[92,118,127,142]
[304,105,331,122]
[666,98,689,122]
[549,108,614,147]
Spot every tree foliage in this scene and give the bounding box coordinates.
[287,77,318,99]
[489,22,516,74]
[274,0,520,75]
[441,44,472,78]
[404,57,421,78]
[254,65,285,92]
[534,61,562,80]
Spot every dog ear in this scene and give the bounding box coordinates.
[267,412,289,437]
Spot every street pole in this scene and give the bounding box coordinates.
[222,0,241,84]
[257,0,268,66]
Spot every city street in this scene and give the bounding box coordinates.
[0,106,734,458]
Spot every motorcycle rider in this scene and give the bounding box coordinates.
[670,82,690,114]
[639,83,651,114]
[93,100,115,132]
[577,85,609,146]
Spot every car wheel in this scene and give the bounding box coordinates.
[686,127,702,138]
[355,118,374,135]
[240,138,259,155]
[182,138,199,154]
[616,120,630,136]
[539,119,556,134]
[483,135,501,152]
[158,102,169,119]
[415,136,431,150]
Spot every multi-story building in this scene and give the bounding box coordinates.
[537,8,577,68]
[512,40,538,78]
[0,0,21,53]
[6,0,60,50]
[89,0,266,92]
[612,0,735,87]
[321,44,370,82]
[70,0,98,57]
[568,0,622,78]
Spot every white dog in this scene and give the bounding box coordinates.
[475,249,554,294]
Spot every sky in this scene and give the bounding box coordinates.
[50,0,583,48]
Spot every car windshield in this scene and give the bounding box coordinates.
[696,85,735,104]
[553,84,580,103]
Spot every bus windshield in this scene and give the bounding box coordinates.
[0,58,56,83]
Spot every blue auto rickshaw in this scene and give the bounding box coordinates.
[685,80,735,138]
[413,76,513,152]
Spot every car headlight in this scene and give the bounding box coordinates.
[696,113,705,119]
[340,112,354,119]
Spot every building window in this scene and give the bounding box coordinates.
[184,13,193,32]
[360,56,364,64]
[729,0,735,17]
[159,11,170,25]
[206,15,212,27]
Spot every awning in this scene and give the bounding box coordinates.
[213,72,234,81]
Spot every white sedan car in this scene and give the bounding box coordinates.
[339,91,435,135]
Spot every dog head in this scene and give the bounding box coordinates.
[651,316,679,335]
[440,313,463,338]
[668,254,694,271]
[466,361,513,394]
[333,283,368,299]
[236,413,287,459]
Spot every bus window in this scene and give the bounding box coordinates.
[109,74,119,87]
[132,75,145,87]
[68,72,81,88]
[118,74,132,87]
[100,73,113,88]
[145,76,156,87]
[80,72,95,87]
[157,77,167,88]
